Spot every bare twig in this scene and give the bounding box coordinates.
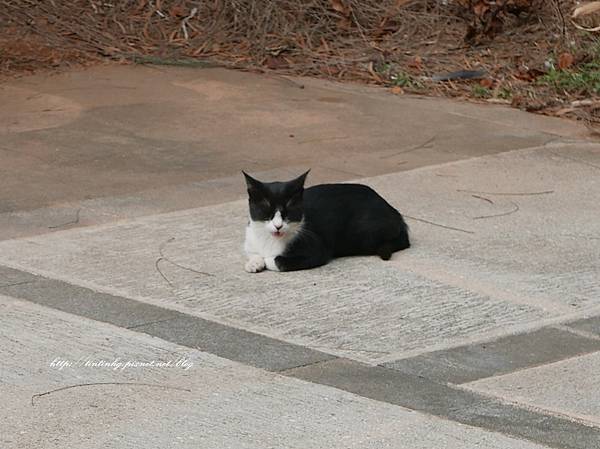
[155,257,174,286]
[472,201,520,220]
[181,7,197,40]
[553,0,567,37]
[32,382,191,406]
[381,136,436,159]
[155,237,214,287]
[457,189,554,196]
[296,135,349,145]
[471,194,494,204]
[404,215,475,234]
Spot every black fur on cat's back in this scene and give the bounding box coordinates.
[280,183,410,271]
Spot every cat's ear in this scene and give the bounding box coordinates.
[289,169,310,192]
[242,171,261,190]
[242,171,265,200]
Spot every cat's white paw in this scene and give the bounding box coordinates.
[245,255,265,273]
[264,257,280,272]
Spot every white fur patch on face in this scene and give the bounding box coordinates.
[271,210,283,230]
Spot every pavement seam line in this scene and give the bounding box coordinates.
[126,317,180,330]
[552,324,600,342]
[374,304,600,364]
[454,383,600,430]
[380,327,600,385]
[276,358,333,374]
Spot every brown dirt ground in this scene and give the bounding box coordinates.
[1,1,599,126]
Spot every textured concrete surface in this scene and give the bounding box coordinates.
[2,65,600,448]
[0,64,587,239]
[466,351,600,427]
[3,264,600,448]
[0,200,547,363]
[0,145,598,363]
[288,359,600,449]
[1,296,555,449]
[0,270,333,370]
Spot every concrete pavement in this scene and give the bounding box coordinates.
[0,64,586,238]
[1,64,599,448]
[2,296,559,449]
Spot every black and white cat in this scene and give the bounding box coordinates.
[243,170,410,273]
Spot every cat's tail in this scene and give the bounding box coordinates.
[377,220,410,260]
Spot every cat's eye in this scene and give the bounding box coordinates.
[286,193,302,208]
[250,193,270,207]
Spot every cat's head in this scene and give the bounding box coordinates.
[243,170,310,238]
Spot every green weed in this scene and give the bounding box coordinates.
[390,71,423,89]
[540,64,600,95]
[471,85,491,98]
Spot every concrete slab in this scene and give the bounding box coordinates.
[0,274,333,371]
[383,327,600,384]
[288,359,600,449]
[0,198,550,363]
[0,145,598,363]
[4,262,600,448]
[1,295,554,449]
[368,143,600,320]
[0,65,584,229]
[465,351,600,427]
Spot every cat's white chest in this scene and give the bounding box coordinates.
[244,223,288,258]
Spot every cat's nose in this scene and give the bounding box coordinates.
[274,223,283,230]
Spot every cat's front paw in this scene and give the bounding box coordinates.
[245,255,266,273]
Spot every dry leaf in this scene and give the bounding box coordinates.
[409,55,423,71]
[169,5,186,17]
[320,65,340,77]
[264,55,288,69]
[558,52,574,69]
[513,68,544,82]
[330,0,349,16]
[480,78,494,88]
[337,17,352,30]
[473,4,489,18]
[391,86,404,95]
